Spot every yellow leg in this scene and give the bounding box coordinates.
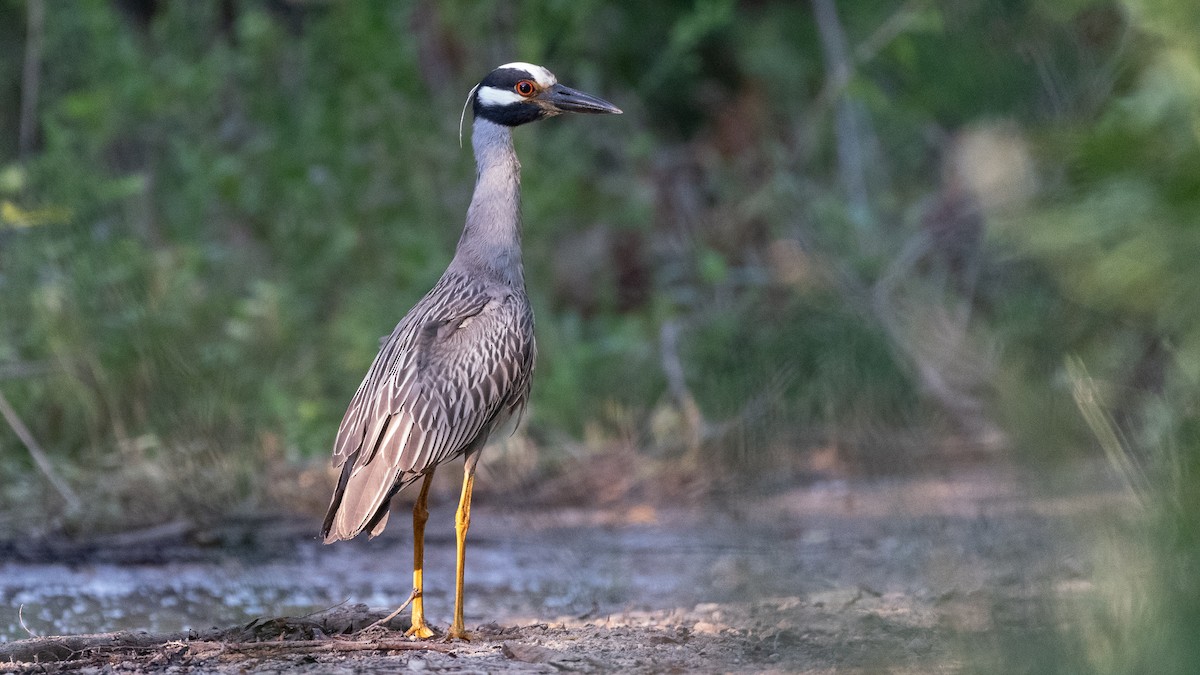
[448,459,478,641]
[406,471,437,639]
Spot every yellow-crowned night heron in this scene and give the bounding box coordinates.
[321,63,621,641]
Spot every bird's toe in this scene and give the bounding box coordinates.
[406,622,437,640]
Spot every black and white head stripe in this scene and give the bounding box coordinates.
[476,62,556,107]
[472,62,559,127]
[459,62,619,140]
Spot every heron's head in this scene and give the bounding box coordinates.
[470,62,622,127]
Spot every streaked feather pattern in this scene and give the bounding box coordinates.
[322,267,535,543]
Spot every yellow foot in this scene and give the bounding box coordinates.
[406,622,436,639]
[446,626,472,642]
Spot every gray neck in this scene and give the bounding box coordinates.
[450,118,524,287]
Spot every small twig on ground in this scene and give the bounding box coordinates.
[0,388,81,512]
[358,588,419,634]
[298,597,351,619]
[194,637,454,656]
[17,604,38,638]
[0,631,454,665]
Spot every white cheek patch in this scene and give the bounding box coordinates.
[476,86,527,107]
[497,61,557,87]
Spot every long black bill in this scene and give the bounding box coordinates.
[548,84,623,115]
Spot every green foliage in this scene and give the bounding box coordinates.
[0,0,1185,553]
[685,289,917,449]
[968,0,1200,672]
[2,0,1200,668]
[531,311,663,439]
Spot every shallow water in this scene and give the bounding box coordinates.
[1,469,1093,645]
[0,502,804,641]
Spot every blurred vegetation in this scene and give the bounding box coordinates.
[2,0,1200,668]
[0,0,935,522]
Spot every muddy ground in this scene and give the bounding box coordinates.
[0,461,1124,673]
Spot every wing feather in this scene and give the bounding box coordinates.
[377,416,415,468]
[321,270,535,542]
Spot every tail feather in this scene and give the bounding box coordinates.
[322,456,416,543]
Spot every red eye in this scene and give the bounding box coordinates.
[515,80,536,97]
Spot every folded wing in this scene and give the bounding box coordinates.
[321,272,534,543]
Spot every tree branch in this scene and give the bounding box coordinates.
[811,0,875,245]
[0,387,81,512]
[19,0,45,161]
